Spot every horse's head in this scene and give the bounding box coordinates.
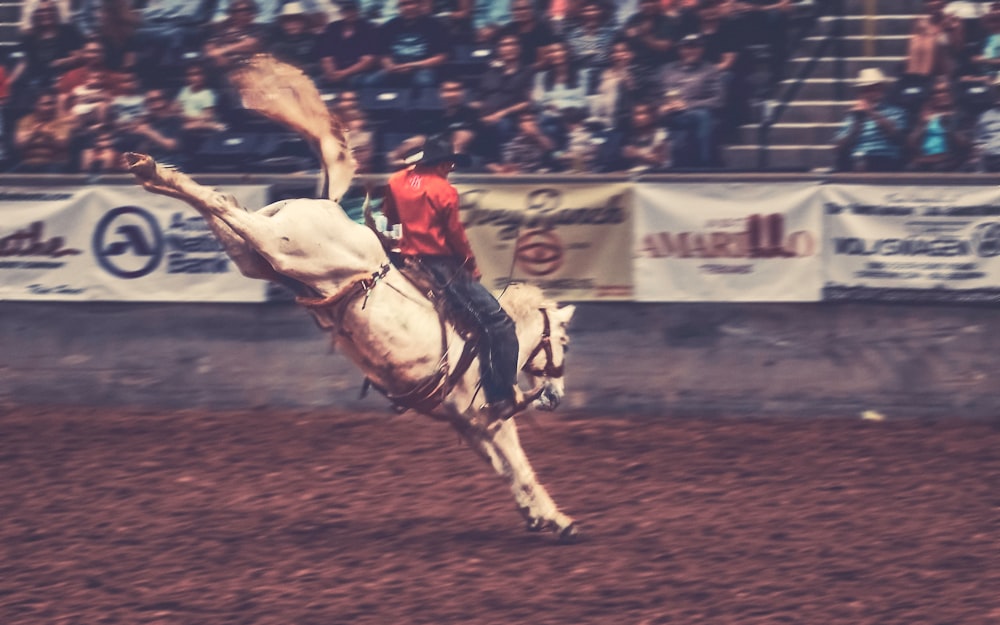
[500,283,576,412]
[521,301,575,412]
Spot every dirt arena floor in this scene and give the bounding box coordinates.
[1,406,998,625]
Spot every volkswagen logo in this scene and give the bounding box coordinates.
[93,206,164,279]
[972,222,1000,258]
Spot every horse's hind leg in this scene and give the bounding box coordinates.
[125,153,279,281]
[457,419,577,540]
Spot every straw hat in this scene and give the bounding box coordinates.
[856,67,889,87]
[279,2,307,18]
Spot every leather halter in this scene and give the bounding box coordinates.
[523,307,565,379]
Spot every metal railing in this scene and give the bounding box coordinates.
[756,0,847,170]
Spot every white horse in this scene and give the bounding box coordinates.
[125,56,579,539]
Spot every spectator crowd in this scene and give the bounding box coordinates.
[0,0,805,175]
[836,0,1000,173]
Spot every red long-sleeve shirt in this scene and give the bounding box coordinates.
[384,166,478,268]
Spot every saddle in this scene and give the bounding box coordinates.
[359,202,482,413]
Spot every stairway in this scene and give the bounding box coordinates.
[724,0,931,171]
[0,0,19,56]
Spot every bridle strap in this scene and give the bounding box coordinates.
[523,307,564,379]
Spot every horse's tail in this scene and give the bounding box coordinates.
[229,54,357,203]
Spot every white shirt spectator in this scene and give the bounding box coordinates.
[176,85,218,119]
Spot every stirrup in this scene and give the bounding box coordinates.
[482,386,525,423]
[484,398,518,423]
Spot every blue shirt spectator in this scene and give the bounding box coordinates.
[833,68,909,172]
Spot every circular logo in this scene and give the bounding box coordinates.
[515,229,563,276]
[93,206,164,279]
[972,222,1000,258]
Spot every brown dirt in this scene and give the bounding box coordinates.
[1,406,998,625]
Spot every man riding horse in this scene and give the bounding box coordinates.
[383,135,521,423]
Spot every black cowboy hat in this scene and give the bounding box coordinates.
[412,134,471,167]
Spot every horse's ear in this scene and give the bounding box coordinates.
[556,304,576,325]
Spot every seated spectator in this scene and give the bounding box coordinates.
[121,0,217,81]
[657,33,724,168]
[18,0,74,33]
[613,100,671,172]
[437,0,475,45]
[175,61,227,141]
[11,89,78,173]
[370,0,451,90]
[621,0,685,98]
[77,123,127,174]
[60,70,115,132]
[471,33,534,158]
[901,0,965,106]
[472,0,514,42]
[385,78,481,168]
[0,66,9,168]
[86,0,141,73]
[832,68,909,172]
[589,38,640,131]
[118,87,188,167]
[531,40,600,147]
[268,2,321,76]
[696,0,751,139]
[203,0,269,73]
[108,71,147,126]
[329,90,377,172]
[495,0,562,70]
[213,0,337,31]
[960,5,1000,102]
[563,0,619,70]
[907,78,969,171]
[553,106,605,172]
[55,39,128,118]
[972,74,1000,170]
[487,107,557,173]
[970,6,1000,77]
[7,2,85,122]
[728,0,793,83]
[316,0,379,88]
[353,0,398,23]
[541,0,578,35]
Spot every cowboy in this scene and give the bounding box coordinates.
[382,134,520,422]
[832,67,909,172]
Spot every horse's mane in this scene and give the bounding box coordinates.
[498,283,552,323]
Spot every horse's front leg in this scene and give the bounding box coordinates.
[124,153,280,281]
[455,417,578,540]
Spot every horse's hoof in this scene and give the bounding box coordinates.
[558,522,581,544]
[124,153,153,177]
[525,518,547,533]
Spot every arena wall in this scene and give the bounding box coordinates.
[3,299,999,419]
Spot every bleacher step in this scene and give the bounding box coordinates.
[723,144,836,171]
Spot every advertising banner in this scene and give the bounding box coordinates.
[0,185,269,302]
[454,182,634,301]
[634,183,823,301]
[822,185,1000,303]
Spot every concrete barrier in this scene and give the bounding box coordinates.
[2,300,998,418]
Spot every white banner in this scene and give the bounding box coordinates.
[634,183,823,301]
[0,185,270,302]
[822,185,1000,303]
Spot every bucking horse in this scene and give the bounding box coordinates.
[125,55,579,540]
